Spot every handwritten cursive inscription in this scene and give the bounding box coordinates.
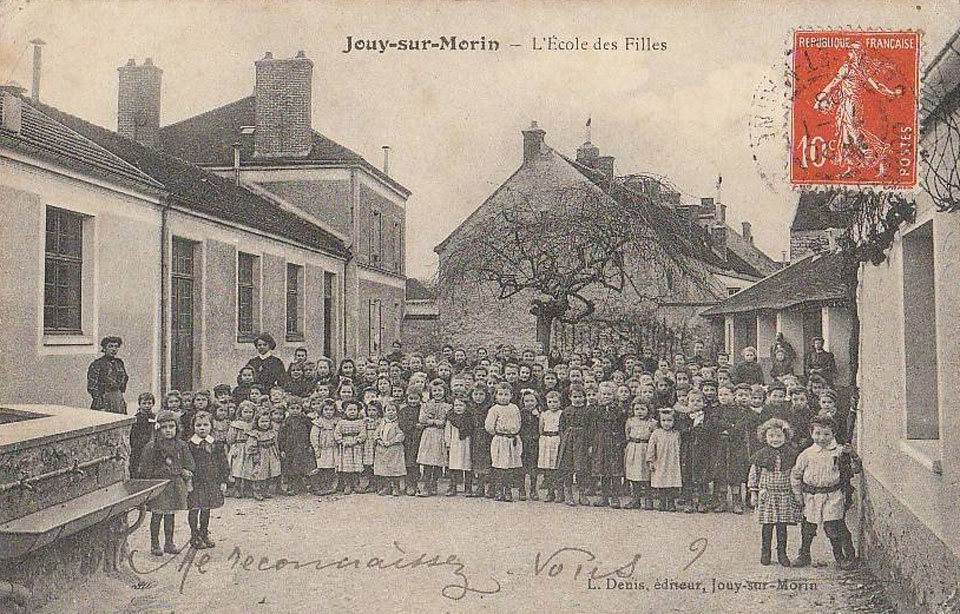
[127,541,501,601]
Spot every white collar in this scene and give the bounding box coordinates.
[256,351,273,359]
[190,434,215,445]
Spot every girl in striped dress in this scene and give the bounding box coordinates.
[538,391,564,502]
[335,400,366,495]
[748,418,801,566]
[361,401,382,493]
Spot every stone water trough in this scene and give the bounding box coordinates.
[0,405,167,610]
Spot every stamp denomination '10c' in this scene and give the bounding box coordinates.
[791,30,920,188]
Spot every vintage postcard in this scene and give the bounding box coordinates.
[0,1,958,614]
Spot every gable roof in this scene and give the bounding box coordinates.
[435,139,767,282]
[700,251,848,317]
[791,192,856,232]
[158,96,410,197]
[0,88,163,193]
[18,94,347,258]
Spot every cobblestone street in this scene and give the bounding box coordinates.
[38,490,894,614]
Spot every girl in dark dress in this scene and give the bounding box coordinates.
[129,392,156,478]
[590,382,625,508]
[557,385,593,506]
[469,386,494,498]
[140,410,195,556]
[518,389,541,501]
[246,333,286,390]
[278,397,317,494]
[398,385,424,495]
[187,411,229,549]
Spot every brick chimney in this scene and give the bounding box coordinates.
[522,121,546,164]
[117,58,162,148]
[576,140,600,168]
[716,203,727,224]
[742,221,753,244]
[597,155,615,182]
[254,51,313,158]
[709,226,728,258]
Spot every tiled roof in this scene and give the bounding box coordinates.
[20,95,347,257]
[158,96,410,197]
[0,88,163,192]
[559,152,764,279]
[700,251,848,317]
[791,192,855,232]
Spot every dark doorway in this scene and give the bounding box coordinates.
[171,237,196,392]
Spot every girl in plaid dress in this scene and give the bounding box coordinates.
[335,400,367,494]
[361,401,382,492]
[748,418,801,566]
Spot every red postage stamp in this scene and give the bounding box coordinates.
[790,30,920,188]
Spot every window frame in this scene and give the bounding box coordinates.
[285,262,305,343]
[43,206,85,335]
[237,251,260,343]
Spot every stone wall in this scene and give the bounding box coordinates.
[859,473,960,614]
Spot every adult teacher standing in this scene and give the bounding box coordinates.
[246,333,286,390]
[87,336,129,413]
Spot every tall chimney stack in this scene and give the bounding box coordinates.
[117,57,162,148]
[254,50,313,158]
[521,120,546,164]
[382,145,391,175]
[597,155,615,182]
[742,221,753,245]
[30,39,45,103]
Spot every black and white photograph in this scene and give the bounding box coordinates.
[0,1,958,613]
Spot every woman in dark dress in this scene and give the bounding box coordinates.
[87,335,129,413]
[246,333,286,390]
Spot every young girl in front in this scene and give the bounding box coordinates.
[646,409,682,511]
[557,385,592,506]
[444,396,474,496]
[748,418,801,566]
[374,401,406,496]
[485,382,523,502]
[139,410,194,556]
[538,390,564,502]
[416,379,449,496]
[335,400,366,494]
[245,408,282,500]
[187,411,229,549]
[226,401,256,497]
[624,400,658,509]
[310,400,340,495]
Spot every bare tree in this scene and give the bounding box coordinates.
[438,176,720,353]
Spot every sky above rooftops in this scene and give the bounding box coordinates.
[2,0,957,278]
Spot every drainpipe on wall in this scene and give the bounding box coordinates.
[159,200,170,394]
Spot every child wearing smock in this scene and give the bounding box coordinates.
[646,409,682,511]
[416,381,450,496]
[360,401,382,493]
[624,400,658,509]
[537,391,564,502]
[444,397,474,496]
[139,410,195,556]
[226,401,255,497]
[310,401,340,495]
[374,402,406,496]
[335,400,366,495]
[790,414,861,570]
[485,383,523,502]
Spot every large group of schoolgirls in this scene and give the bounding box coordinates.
[128,332,861,571]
